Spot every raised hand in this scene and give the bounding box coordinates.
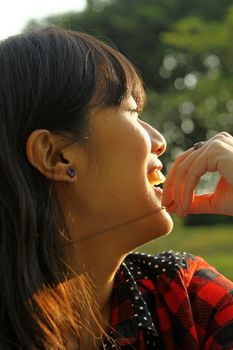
[162,132,233,216]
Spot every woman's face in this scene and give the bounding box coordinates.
[68,95,173,243]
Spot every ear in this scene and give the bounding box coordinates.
[26,129,77,182]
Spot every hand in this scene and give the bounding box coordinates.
[162,132,233,216]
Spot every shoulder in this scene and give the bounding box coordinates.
[124,250,193,283]
[124,250,233,291]
[123,251,233,348]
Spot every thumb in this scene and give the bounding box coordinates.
[186,193,217,214]
[164,194,217,216]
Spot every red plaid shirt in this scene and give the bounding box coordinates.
[100,251,233,350]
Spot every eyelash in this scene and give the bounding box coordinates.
[130,108,141,116]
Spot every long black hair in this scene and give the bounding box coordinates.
[0,26,145,349]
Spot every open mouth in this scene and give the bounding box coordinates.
[147,169,166,186]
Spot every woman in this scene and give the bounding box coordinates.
[0,27,232,350]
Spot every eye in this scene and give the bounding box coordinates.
[129,108,141,116]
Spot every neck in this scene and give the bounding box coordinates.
[63,238,126,350]
[60,204,171,348]
[62,205,168,311]
[63,234,127,310]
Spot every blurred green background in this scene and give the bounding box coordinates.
[25,0,233,277]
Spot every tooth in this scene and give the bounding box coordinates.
[148,170,165,185]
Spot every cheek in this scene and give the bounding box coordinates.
[125,123,151,161]
[117,125,151,182]
[119,118,150,149]
[138,125,151,154]
[92,118,151,178]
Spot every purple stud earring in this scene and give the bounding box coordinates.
[66,167,76,178]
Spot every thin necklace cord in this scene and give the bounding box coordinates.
[64,206,165,247]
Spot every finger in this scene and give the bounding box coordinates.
[165,193,216,216]
[164,201,176,213]
[162,148,194,206]
[173,163,189,211]
[161,182,175,207]
[182,151,213,210]
[165,202,188,218]
[184,193,216,214]
[173,146,207,211]
[164,132,232,208]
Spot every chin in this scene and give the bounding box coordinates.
[133,211,173,251]
[151,209,174,239]
[141,207,174,242]
[161,212,174,236]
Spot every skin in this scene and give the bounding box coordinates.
[26,96,173,349]
[162,132,233,217]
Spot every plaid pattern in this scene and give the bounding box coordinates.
[100,251,233,349]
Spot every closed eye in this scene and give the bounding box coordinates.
[129,108,141,116]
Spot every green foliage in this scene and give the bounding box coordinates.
[147,74,233,148]
[25,0,232,90]
[161,7,233,62]
[152,8,233,226]
[161,17,229,53]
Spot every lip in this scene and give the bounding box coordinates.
[147,159,163,174]
[147,158,165,186]
[154,186,163,196]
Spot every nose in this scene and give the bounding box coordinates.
[151,130,167,156]
[140,120,167,156]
